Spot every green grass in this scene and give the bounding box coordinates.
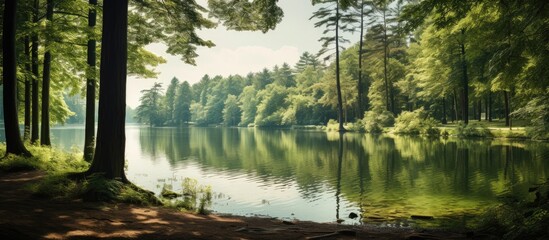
[438,120,531,139]
[0,144,88,173]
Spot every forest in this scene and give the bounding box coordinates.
[1,0,549,239]
[132,0,548,140]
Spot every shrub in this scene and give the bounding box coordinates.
[325,119,339,132]
[362,110,394,133]
[162,177,213,214]
[454,122,491,138]
[345,121,365,132]
[394,108,440,136]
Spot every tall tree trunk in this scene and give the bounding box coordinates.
[2,0,32,157]
[441,97,447,124]
[453,89,459,122]
[357,0,365,119]
[484,96,488,121]
[40,0,53,146]
[86,0,129,181]
[31,0,40,144]
[84,0,98,162]
[488,92,493,122]
[335,2,345,132]
[24,37,32,141]
[459,29,469,124]
[477,100,481,121]
[503,90,511,128]
[382,7,390,113]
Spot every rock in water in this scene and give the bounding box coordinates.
[348,212,358,219]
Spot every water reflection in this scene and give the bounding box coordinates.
[23,126,549,223]
[128,127,549,223]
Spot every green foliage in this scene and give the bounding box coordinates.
[222,95,241,126]
[162,178,212,214]
[164,77,180,125]
[80,173,125,202]
[30,173,160,205]
[238,86,259,126]
[29,173,82,199]
[174,81,193,125]
[255,84,289,127]
[511,95,549,140]
[294,52,322,74]
[394,108,440,136]
[136,82,165,126]
[362,110,394,133]
[207,0,283,33]
[454,122,491,138]
[0,145,88,173]
[272,63,295,87]
[476,180,549,240]
[0,153,43,172]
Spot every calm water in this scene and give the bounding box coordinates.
[12,125,549,224]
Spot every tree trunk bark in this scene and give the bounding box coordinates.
[477,100,481,121]
[484,96,488,121]
[357,0,365,119]
[335,2,345,132]
[40,0,54,146]
[31,0,40,144]
[441,97,447,124]
[488,92,493,122]
[86,0,129,181]
[24,37,32,141]
[84,0,98,162]
[382,8,390,113]
[459,29,469,124]
[453,89,459,122]
[2,0,32,157]
[503,90,511,128]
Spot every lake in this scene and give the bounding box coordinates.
[9,125,549,226]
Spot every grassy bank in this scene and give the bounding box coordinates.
[0,144,210,213]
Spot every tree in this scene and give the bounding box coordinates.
[273,63,295,87]
[2,0,32,157]
[23,36,31,140]
[255,84,289,127]
[165,77,179,124]
[85,0,283,180]
[238,86,259,126]
[85,0,129,180]
[30,0,40,144]
[294,52,322,74]
[84,0,98,162]
[354,0,371,118]
[223,95,241,126]
[311,0,356,132]
[136,83,164,127]
[40,0,54,146]
[174,81,193,125]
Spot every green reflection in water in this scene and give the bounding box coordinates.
[135,127,549,224]
[46,126,549,225]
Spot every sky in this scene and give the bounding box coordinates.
[126,0,333,108]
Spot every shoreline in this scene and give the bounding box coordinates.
[0,170,480,239]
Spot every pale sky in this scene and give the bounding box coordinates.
[126,0,355,108]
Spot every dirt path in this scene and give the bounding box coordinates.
[0,171,476,239]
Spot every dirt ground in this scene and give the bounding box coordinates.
[0,171,486,239]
